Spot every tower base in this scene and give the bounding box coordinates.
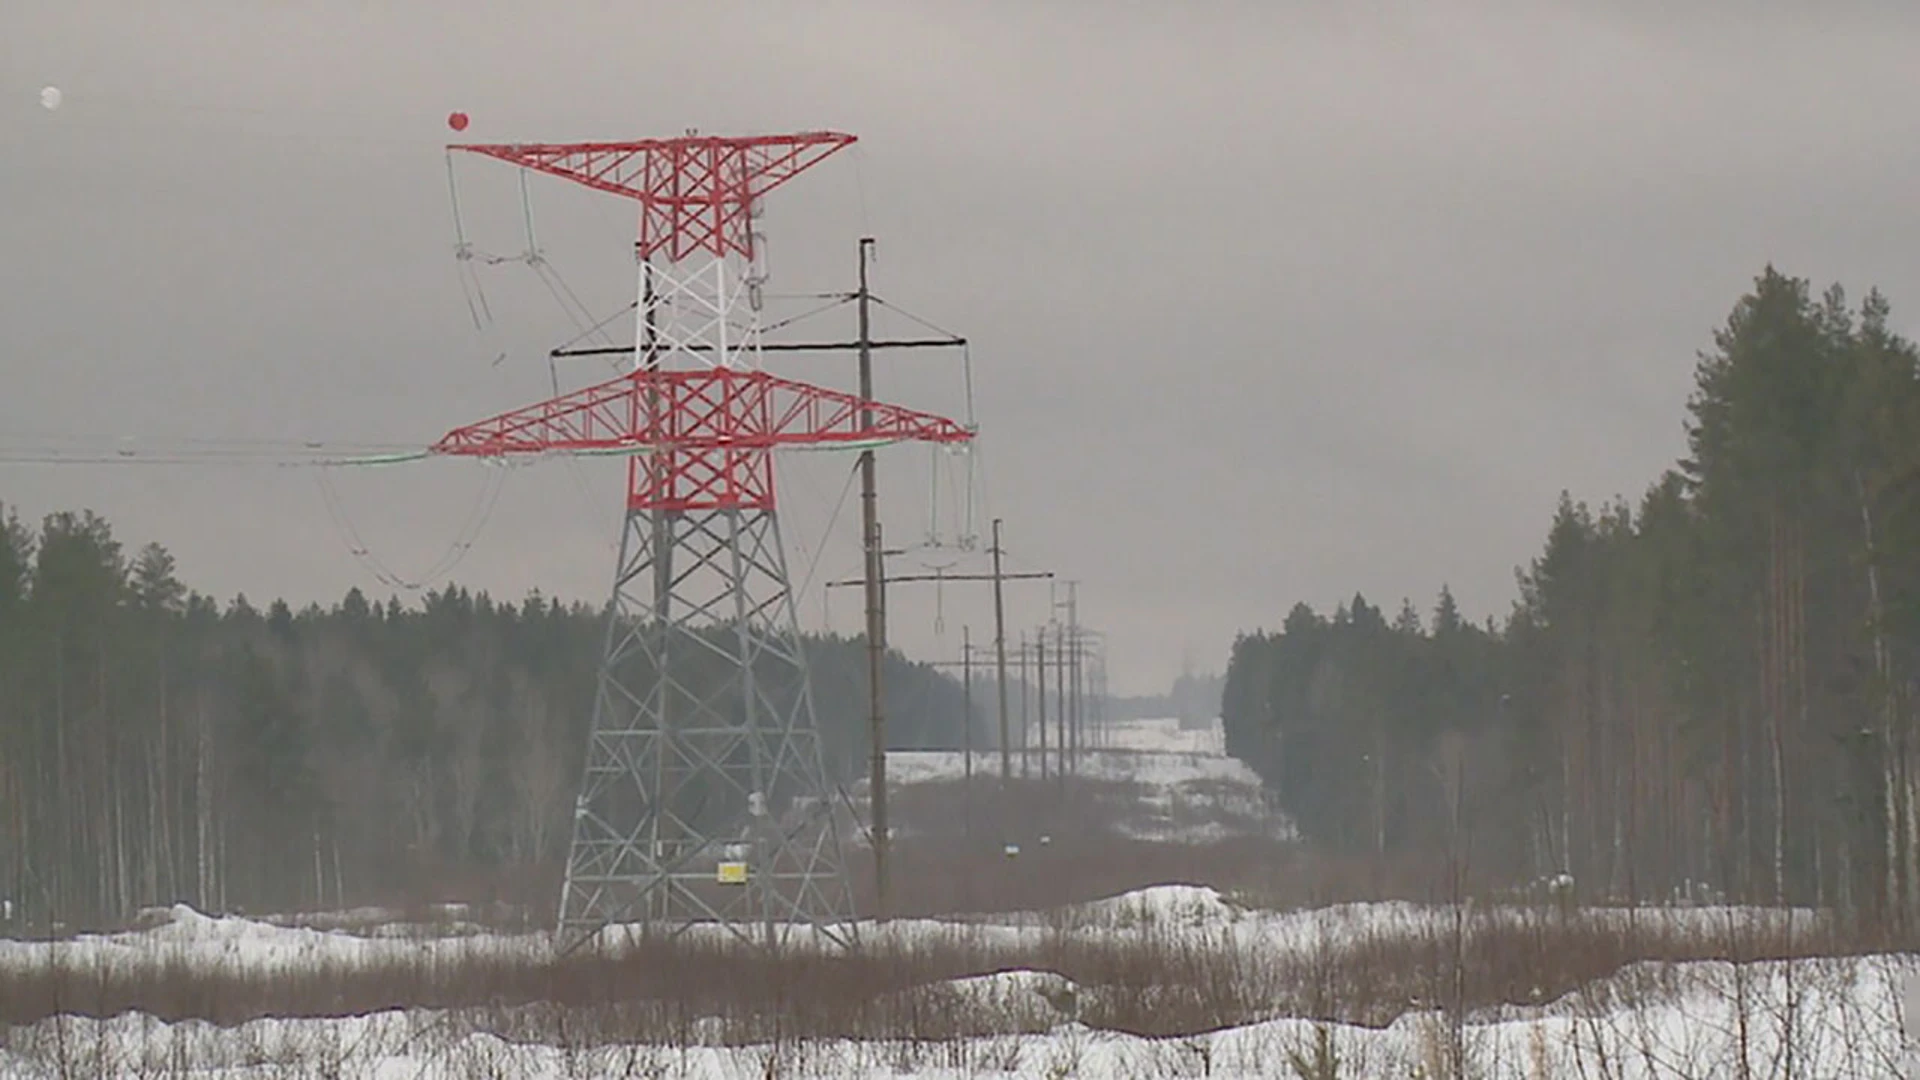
[555,503,857,953]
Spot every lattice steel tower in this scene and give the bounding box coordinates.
[431,132,974,952]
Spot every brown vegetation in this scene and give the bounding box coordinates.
[3,889,1894,1044]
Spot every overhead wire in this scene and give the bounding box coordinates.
[780,459,830,625]
[551,301,639,356]
[498,170,644,516]
[865,291,980,548]
[445,152,496,330]
[11,438,901,466]
[532,262,624,373]
[447,153,631,380]
[0,435,428,467]
[759,294,855,336]
[868,296,967,347]
[313,460,514,592]
[793,459,863,609]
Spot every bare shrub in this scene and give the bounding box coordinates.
[6,886,1912,1076]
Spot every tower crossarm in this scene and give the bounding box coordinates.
[431,367,973,458]
[447,132,857,260]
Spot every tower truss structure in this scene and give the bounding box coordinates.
[434,132,974,953]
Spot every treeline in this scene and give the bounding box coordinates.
[1224,267,1920,919]
[0,510,975,930]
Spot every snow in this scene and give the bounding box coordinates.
[877,716,1292,843]
[6,718,1918,1075]
[0,904,551,982]
[6,887,1918,1076]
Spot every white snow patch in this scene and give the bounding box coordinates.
[1074,883,1240,928]
[875,716,1292,843]
[0,901,552,980]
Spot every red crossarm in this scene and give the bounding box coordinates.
[432,368,974,512]
[446,132,856,261]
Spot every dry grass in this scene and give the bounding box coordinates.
[852,772,1423,919]
[2,891,1891,1046]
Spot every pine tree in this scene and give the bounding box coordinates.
[1219,267,1920,911]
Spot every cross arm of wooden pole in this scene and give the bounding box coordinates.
[823,571,1055,589]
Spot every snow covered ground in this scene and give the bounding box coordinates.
[4,978,1915,1080]
[7,719,1919,1076]
[5,884,1919,1076]
[875,715,1291,843]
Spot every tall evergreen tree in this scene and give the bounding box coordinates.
[1224,267,1920,914]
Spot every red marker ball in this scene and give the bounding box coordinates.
[448,111,470,132]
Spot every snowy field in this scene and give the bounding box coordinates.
[7,719,1920,1076]
[6,884,1920,1076]
[873,716,1291,844]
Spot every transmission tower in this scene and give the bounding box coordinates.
[431,131,975,953]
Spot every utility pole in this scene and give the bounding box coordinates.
[1019,631,1031,777]
[813,235,968,919]
[1080,630,1107,751]
[928,632,1014,836]
[1053,581,1080,772]
[823,538,1053,787]
[962,625,973,835]
[855,237,894,919]
[1056,620,1067,778]
[1068,582,1081,768]
[1036,631,1049,780]
[991,519,1012,780]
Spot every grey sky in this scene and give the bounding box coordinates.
[5,2,1920,696]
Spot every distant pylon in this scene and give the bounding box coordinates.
[432,132,974,953]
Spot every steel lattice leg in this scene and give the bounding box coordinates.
[556,504,855,953]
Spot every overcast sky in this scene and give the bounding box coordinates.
[5,1,1920,696]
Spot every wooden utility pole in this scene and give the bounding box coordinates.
[927,634,1003,835]
[1075,630,1107,751]
[854,237,894,918]
[962,625,973,835]
[1036,631,1049,780]
[1056,620,1068,778]
[991,520,1013,780]
[827,519,1052,785]
[1053,580,1081,771]
[1068,582,1081,767]
[632,234,959,922]
[1018,631,1031,777]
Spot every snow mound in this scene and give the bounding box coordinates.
[1077,883,1239,928]
[941,969,1081,1025]
[141,903,227,937]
